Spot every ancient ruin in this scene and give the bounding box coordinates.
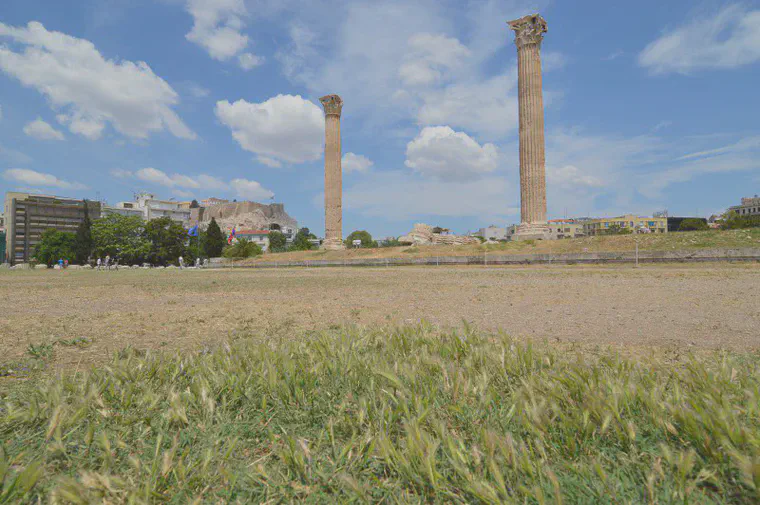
[191,201,297,233]
[508,14,550,240]
[399,223,481,246]
[320,94,346,250]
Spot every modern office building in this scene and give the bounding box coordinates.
[3,192,100,265]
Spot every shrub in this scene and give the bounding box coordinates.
[345,230,377,248]
[268,231,287,252]
[678,218,709,231]
[223,238,263,258]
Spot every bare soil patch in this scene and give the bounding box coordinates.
[1,263,758,373]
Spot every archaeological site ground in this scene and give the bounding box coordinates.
[1,259,759,503]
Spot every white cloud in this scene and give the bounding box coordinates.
[238,52,263,70]
[184,0,263,67]
[639,5,760,74]
[345,170,517,220]
[23,118,64,140]
[0,21,195,140]
[398,33,470,86]
[274,1,559,141]
[215,94,324,165]
[342,152,373,173]
[405,126,498,181]
[416,72,519,140]
[135,167,227,190]
[257,156,283,168]
[188,83,210,98]
[602,50,624,62]
[231,178,274,200]
[110,168,133,179]
[547,165,604,188]
[0,144,32,164]
[3,168,86,189]
[118,168,274,202]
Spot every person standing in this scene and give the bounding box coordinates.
[105,255,110,270]
[178,256,184,269]
[96,257,102,270]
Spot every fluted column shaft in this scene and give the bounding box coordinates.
[320,94,345,250]
[516,42,547,225]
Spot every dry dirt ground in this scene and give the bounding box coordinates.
[1,263,758,372]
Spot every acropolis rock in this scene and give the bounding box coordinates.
[191,202,297,233]
[398,224,481,246]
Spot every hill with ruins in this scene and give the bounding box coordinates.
[191,201,298,232]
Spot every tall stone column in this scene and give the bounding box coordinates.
[508,14,549,240]
[320,94,346,250]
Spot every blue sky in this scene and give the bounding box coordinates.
[1,0,758,237]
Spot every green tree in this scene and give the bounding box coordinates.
[678,218,709,231]
[34,229,77,266]
[74,200,94,264]
[144,216,188,266]
[268,230,287,252]
[204,218,226,257]
[721,211,760,230]
[223,238,263,258]
[92,214,150,265]
[378,237,402,248]
[289,227,315,251]
[190,199,200,209]
[345,230,377,248]
[604,224,632,235]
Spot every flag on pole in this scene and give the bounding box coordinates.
[187,225,199,237]
[228,227,236,244]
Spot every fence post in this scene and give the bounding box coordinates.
[635,240,639,268]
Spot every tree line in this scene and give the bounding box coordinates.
[34,212,229,266]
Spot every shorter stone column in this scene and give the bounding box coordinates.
[320,94,346,250]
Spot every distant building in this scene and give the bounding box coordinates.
[476,226,508,241]
[235,229,270,251]
[583,214,667,236]
[4,192,101,265]
[201,197,230,207]
[104,192,191,224]
[547,219,585,240]
[729,196,760,217]
[0,211,5,233]
[102,201,144,219]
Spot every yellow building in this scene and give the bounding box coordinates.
[583,214,667,236]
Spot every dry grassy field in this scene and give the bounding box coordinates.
[1,262,758,373]
[3,263,760,502]
[246,228,760,264]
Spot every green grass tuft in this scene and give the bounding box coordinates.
[2,325,760,503]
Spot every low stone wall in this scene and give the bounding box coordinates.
[212,248,760,269]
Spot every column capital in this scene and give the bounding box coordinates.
[320,94,343,117]
[507,14,547,49]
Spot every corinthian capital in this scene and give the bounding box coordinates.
[320,94,343,117]
[507,14,547,48]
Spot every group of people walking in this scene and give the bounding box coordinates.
[96,255,118,270]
